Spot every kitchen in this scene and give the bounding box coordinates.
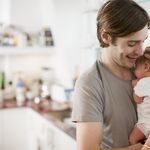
[0,0,150,150]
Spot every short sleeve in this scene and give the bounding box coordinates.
[134,78,150,97]
[71,74,104,122]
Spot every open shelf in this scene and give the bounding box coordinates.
[82,9,99,14]
[0,46,56,56]
[136,0,150,3]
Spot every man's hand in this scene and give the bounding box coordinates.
[132,79,138,88]
[144,46,150,59]
[141,135,150,150]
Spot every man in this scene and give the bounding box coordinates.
[71,0,150,149]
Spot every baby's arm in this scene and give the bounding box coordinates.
[132,79,144,104]
[129,80,145,145]
[133,92,144,104]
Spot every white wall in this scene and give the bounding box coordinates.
[0,0,84,88]
[10,0,43,33]
[10,0,82,77]
[139,1,150,50]
[0,0,11,25]
[52,0,82,75]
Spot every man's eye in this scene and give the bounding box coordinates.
[128,43,136,47]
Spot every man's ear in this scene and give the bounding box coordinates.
[100,28,110,45]
[144,62,150,72]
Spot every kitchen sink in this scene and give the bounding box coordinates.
[48,110,71,122]
[47,110,76,129]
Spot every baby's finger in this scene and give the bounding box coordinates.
[145,47,150,59]
[145,46,150,52]
[145,53,150,59]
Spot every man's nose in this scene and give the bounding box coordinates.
[136,43,143,56]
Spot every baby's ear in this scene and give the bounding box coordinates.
[144,62,150,72]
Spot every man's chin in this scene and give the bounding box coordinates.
[114,60,135,68]
[120,62,135,68]
[125,63,135,69]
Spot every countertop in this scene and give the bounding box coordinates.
[0,99,76,140]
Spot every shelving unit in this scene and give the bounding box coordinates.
[82,9,99,14]
[136,0,150,3]
[0,46,56,56]
[80,6,101,74]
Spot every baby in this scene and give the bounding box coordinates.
[129,51,150,145]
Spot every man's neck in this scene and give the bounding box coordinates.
[101,48,132,80]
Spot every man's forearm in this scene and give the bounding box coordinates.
[141,135,150,150]
[100,143,143,150]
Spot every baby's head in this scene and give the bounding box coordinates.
[134,51,150,80]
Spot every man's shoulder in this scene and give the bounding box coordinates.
[75,60,103,89]
[78,61,100,82]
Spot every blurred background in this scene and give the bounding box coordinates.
[0,0,103,90]
[0,0,150,150]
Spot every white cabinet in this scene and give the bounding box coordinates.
[0,107,76,150]
[27,108,55,150]
[27,109,77,150]
[52,125,77,150]
[0,110,3,150]
[1,108,29,150]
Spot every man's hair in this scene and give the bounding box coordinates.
[136,51,150,65]
[97,0,150,48]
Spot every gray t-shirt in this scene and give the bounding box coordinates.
[71,58,137,148]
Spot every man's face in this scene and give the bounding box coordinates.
[109,25,148,68]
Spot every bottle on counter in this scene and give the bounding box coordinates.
[16,78,26,106]
[1,72,5,90]
[26,89,34,101]
[4,81,15,100]
[40,67,54,99]
[0,88,3,107]
[0,72,4,107]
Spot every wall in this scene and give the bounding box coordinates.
[0,0,84,88]
[140,1,150,50]
[0,0,11,25]
[52,0,82,75]
[10,0,82,74]
[4,0,150,88]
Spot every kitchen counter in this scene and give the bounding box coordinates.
[0,99,76,140]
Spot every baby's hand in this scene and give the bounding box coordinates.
[145,46,150,59]
[131,79,138,88]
